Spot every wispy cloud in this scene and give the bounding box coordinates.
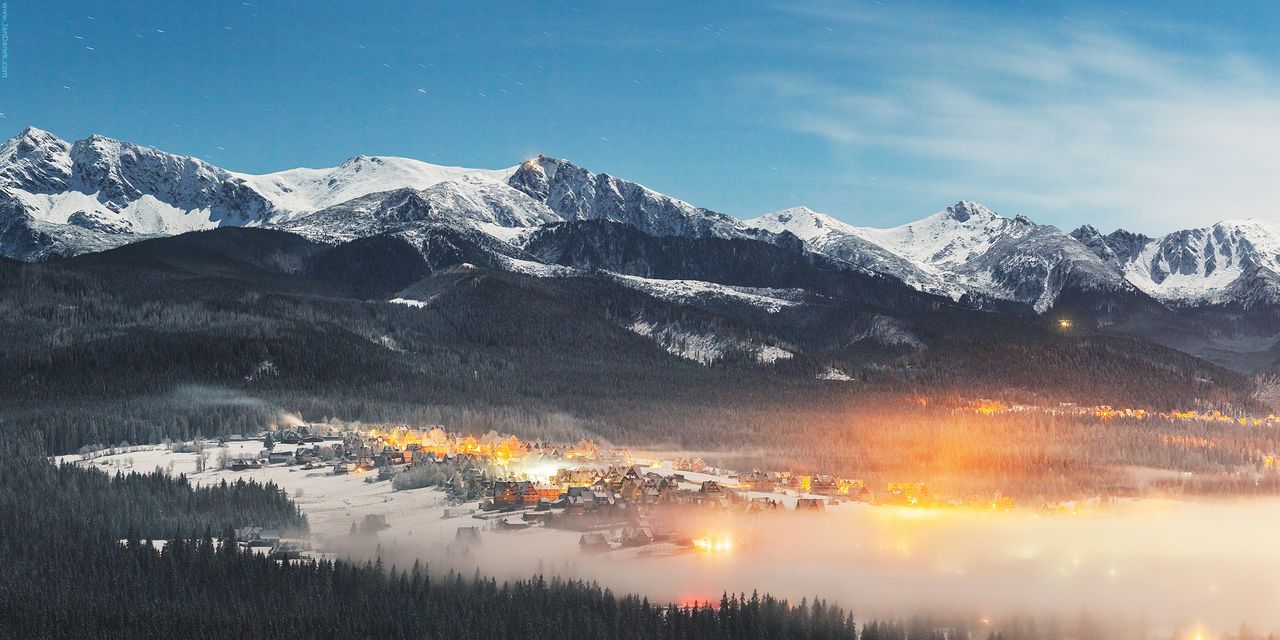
[750,2,1280,233]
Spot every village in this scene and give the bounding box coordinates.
[68,421,1127,566]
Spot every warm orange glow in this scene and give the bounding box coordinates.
[973,400,1007,416]
[692,535,735,554]
[360,427,602,469]
[967,400,1278,428]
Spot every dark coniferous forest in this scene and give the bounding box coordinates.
[0,453,867,640]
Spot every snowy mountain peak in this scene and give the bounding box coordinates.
[67,134,232,207]
[1071,225,1151,270]
[1067,219,1280,307]
[744,200,1133,311]
[508,154,749,239]
[2,126,1277,311]
[6,126,65,151]
[745,206,856,243]
[508,156,557,201]
[0,127,73,193]
[942,200,999,223]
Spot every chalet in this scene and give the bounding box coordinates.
[565,486,614,515]
[740,470,775,492]
[620,527,653,547]
[579,533,610,552]
[673,457,708,473]
[403,443,422,464]
[885,482,930,506]
[652,478,680,504]
[849,485,874,503]
[293,448,318,465]
[795,498,826,512]
[599,466,628,492]
[492,480,534,508]
[378,446,403,466]
[170,442,200,454]
[533,483,562,503]
[746,497,779,514]
[230,458,262,472]
[233,527,282,547]
[620,475,647,503]
[269,541,303,561]
[267,448,293,465]
[810,475,838,495]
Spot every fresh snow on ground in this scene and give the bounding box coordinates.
[610,274,804,313]
[233,156,518,221]
[817,367,854,381]
[388,298,429,309]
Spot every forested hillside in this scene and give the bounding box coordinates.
[0,228,1264,457]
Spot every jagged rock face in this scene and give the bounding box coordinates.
[1070,225,1151,270]
[749,206,954,299]
[3,126,1280,312]
[748,201,1133,312]
[67,135,277,223]
[1072,219,1280,308]
[508,156,749,239]
[279,177,559,248]
[0,127,73,194]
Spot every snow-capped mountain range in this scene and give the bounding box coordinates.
[4,126,1279,311]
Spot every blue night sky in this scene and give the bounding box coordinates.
[4,1,1280,233]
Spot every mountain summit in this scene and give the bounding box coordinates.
[2,127,1279,312]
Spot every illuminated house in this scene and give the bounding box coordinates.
[740,470,776,492]
[809,475,838,495]
[674,457,707,473]
[552,467,601,488]
[492,480,548,507]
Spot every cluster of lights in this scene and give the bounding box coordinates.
[969,400,1280,428]
[692,536,735,553]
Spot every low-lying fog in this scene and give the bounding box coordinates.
[355,498,1280,632]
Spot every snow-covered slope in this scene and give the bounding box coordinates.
[0,128,274,259]
[508,155,765,240]
[279,176,559,245]
[0,127,534,260]
[1075,221,1280,308]
[5,126,1280,312]
[0,128,779,263]
[748,206,961,299]
[748,201,1133,311]
[234,156,515,221]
